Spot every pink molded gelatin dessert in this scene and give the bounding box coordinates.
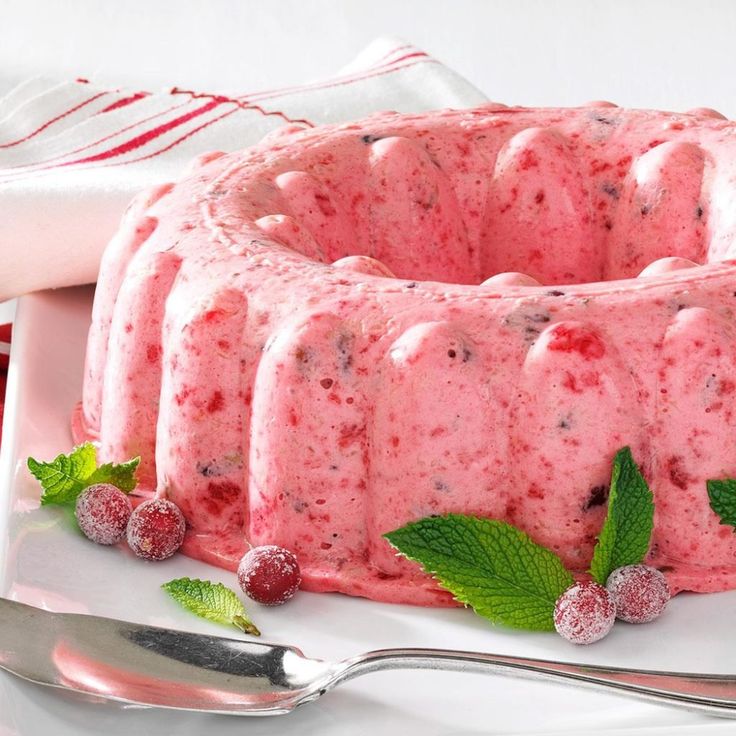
[75,103,736,605]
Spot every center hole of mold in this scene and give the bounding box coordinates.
[272,127,711,287]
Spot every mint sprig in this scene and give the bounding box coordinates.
[589,446,654,585]
[27,442,140,506]
[384,515,574,631]
[384,447,656,632]
[88,457,140,493]
[707,478,736,529]
[162,577,260,636]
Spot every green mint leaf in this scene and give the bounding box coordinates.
[589,446,654,585]
[384,514,574,631]
[162,578,260,636]
[87,456,140,493]
[27,443,139,506]
[28,443,99,506]
[707,478,736,529]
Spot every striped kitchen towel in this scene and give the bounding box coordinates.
[0,36,486,302]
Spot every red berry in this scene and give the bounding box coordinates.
[606,564,670,623]
[126,498,185,560]
[75,483,132,545]
[554,581,616,645]
[237,545,301,605]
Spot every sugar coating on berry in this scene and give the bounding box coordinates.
[606,564,670,624]
[238,545,301,606]
[75,483,133,545]
[126,498,185,560]
[554,581,616,645]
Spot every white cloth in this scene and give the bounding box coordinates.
[0,36,486,301]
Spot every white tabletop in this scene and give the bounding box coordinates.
[2,0,736,116]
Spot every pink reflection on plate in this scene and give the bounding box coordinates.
[6,582,90,614]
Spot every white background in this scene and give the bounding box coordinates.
[2,0,736,116]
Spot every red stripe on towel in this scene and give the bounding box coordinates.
[99,92,149,114]
[0,98,191,177]
[169,89,314,127]
[60,99,225,166]
[238,44,425,102]
[104,106,239,167]
[0,92,109,148]
[255,57,437,100]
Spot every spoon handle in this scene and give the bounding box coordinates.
[333,648,736,718]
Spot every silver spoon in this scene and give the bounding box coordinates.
[2,597,736,717]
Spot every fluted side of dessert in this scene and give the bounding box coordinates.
[74,105,736,604]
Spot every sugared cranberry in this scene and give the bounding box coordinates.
[75,483,132,545]
[126,498,185,560]
[554,581,616,645]
[606,564,670,624]
[237,545,301,605]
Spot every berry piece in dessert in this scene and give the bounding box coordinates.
[606,564,670,624]
[75,483,132,545]
[554,581,616,644]
[237,545,301,606]
[126,498,186,560]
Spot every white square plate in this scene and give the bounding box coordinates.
[1,287,736,735]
